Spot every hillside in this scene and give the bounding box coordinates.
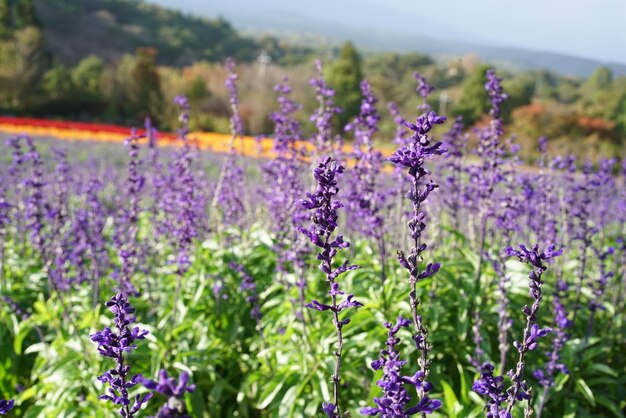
[33,0,261,66]
[153,0,626,77]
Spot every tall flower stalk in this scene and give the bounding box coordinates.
[473,244,562,417]
[388,109,447,417]
[114,129,145,295]
[90,293,152,417]
[309,60,342,158]
[345,80,387,281]
[467,69,508,361]
[212,58,246,230]
[534,278,571,418]
[297,156,361,417]
[504,244,562,415]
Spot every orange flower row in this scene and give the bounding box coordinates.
[0,117,394,163]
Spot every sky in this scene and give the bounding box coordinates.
[150,0,626,64]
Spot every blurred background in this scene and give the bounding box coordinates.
[0,0,624,161]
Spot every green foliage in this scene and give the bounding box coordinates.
[0,0,10,38]
[129,47,163,120]
[1,211,624,417]
[34,0,263,66]
[501,73,535,121]
[0,26,48,108]
[71,55,104,99]
[585,66,613,91]
[15,0,39,28]
[41,65,73,99]
[327,42,364,129]
[453,64,491,124]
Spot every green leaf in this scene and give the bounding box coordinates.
[576,378,595,406]
[441,380,460,418]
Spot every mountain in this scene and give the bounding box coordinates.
[33,0,261,66]
[149,0,626,77]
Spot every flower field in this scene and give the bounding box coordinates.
[0,61,624,418]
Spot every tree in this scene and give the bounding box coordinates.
[0,0,10,38]
[72,55,104,99]
[130,47,163,120]
[586,66,613,91]
[327,41,363,129]
[42,65,73,100]
[502,74,535,121]
[15,0,39,28]
[452,64,491,124]
[0,26,47,108]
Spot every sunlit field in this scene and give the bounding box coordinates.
[0,62,624,418]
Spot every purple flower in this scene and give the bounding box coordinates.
[413,71,434,111]
[344,80,388,281]
[502,244,562,414]
[0,399,14,415]
[263,75,309,304]
[472,363,510,418]
[322,402,337,417]
[113,129,146,295]
[231,262,263,332]
[389,111,446,177]
[361,317,441,417]
[389,84,446,415]
[309,60,342,156]
[171,95,201,276]
[225,57,244,137]
[90,293,152,417]
[141,370,195,418]
[212,59,247,230]
[298,156,361,416]
[485,69,508,122]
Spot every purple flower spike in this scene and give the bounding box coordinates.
[298,156,360,416]
[91,293,152,417]
[388,74,446,417]
[0,399,14,415]
[472,363,509,418]
[362,317,441,416]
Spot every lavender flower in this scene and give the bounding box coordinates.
[309,60,342,157]
[534,278,571,418]
[263,76,308,295]
[225,58,244,137]
[0,399,14,415]
[141,370,195,418]
[114,130,146,295]
[361,317,441,417]
[582,245,614,349]
[503,244,562,414]
[0,182,10,284]
[91,293,152,417]
[212,59,247,230]
[231,262,263,332]
[570,160,595,323]
[472,362,509,418]
[413,72,434,111]
[172,95,200,275]
[298,156,361,417]
[466,69,509,367]
[389,109,446,417]
[23,137,46,256]
[344,80,387,281]
[440,116,467,232]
